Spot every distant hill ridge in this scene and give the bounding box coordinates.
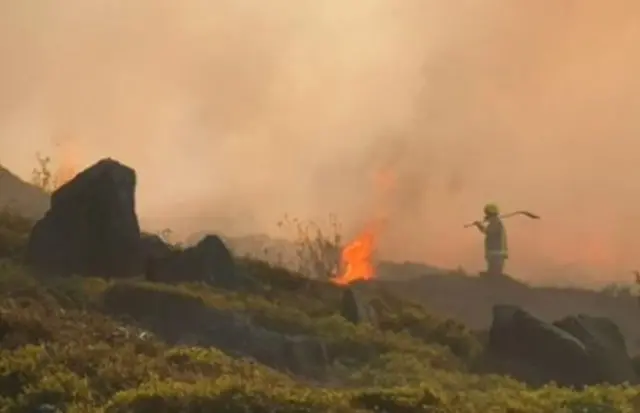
[0,165,49,219]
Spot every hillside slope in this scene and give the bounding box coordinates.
[223,234,640,355]
[0,211,636,411]
[0,166,49,219]
[1,165,640,411]
[0,261,639,412]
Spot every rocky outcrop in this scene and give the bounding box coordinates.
[553,314,637,385]
[489,305,590,386]
[139,232,174,281]
[145,234,238,288]
[487,305,637,387]
[26,159,141,278]
[140,233,173,261]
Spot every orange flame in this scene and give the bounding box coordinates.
[332,226,377,285]
[331,167,395,285]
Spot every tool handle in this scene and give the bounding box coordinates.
[464,210,540,228]
[463,220,484,229]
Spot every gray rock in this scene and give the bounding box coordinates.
[554,314,637,385]
[147,234,237,287]
[26,158,141,278]
[488,305,594,387]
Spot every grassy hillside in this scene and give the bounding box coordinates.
[1,262,640,412]
[0,212,637,411]
[202,231,640,357]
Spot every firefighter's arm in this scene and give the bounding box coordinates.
[473,221,486,233]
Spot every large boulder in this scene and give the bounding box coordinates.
[146,234,237,287]
[488,305,594,387]
[26,158,141,278]
[554,314,637,385]
[488,305,638,387]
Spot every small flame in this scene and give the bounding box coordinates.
[331,167,395,285]
[332,225,377,285]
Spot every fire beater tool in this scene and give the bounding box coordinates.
[464,210,540,228]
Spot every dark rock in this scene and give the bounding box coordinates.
[146,234,237,287]
[488,304,594,387]
[340,288,378,327]
[554,314,637,385]
[488,305,639,387]
[140,233,173,260]
[26,158,141,278]
[139,233,175,282]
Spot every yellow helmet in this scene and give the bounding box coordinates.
[484,203,499,216]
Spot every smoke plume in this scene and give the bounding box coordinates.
[1,1,639,286]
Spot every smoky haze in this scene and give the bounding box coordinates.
[1,1,639,287]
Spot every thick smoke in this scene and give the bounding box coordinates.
[1,1,639,286]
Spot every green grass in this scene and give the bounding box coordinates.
[0,266,637,412]
[0,212,639,411]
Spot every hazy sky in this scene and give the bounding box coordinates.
[1,0,639,286]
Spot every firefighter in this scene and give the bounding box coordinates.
[472,203,508,278]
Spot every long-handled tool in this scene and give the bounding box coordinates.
[464,210,540,228]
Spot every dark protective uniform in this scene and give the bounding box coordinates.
[484,216,508,277]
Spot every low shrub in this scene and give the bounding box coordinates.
[0,208,34,260]
[0,267,637,412]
